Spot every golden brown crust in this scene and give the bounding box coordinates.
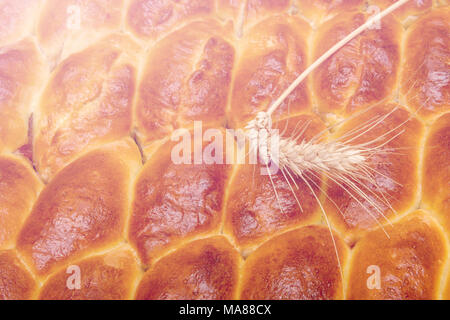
[400,9,449,121]
[17,139,142,277]
[34,34,141,182]
[0,1,447,301]
[229,15,312,128]
[0,38,47,155]
[224,114,324,250]
[135,20,234,145]
[239,225,348,300]
[129,131,230,265]
[347,211,447,300]
[324,104,424,241]
[39,247,139,300]
[0,155,43,250]
[312,11,401,116]
[422,113,450,228]
[136,236,241,300]
[0,250,36,300]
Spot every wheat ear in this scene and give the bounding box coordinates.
[246,0,411,180]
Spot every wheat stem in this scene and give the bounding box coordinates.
[266,0,411,117]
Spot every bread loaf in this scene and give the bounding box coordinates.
[0,0,448,300]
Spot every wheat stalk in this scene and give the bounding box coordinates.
[246,0,411,185]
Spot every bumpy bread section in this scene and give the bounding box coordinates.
[135,20,235,147]
[229,14,311,128]
[17,139,142,277]
[347,211,448,300]
[400,8,449,121]
[39,246,140,300]
[34,34,141,182]
[136,236,242,300]
[239,225,349,300]
[129,129,231,265]
[312,11,401,117]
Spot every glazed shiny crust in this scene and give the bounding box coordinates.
[0,0,449,300]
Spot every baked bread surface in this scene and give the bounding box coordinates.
[0,0,449,300]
